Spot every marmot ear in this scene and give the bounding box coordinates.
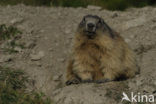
[100,18,104,24]
[79,17,85,26]
[100,18,115,38]
[83,16,86,21]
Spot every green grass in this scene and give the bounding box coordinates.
[0,0,155,10]
[0,24,22,41]
[0,24,24,54]
[3,39,25,54]
[51,0,90,7]
[0,66,52,104]
[0,0,52,6]
[52,0,130,10]
[100,0,130,11]
[52,0,156,10]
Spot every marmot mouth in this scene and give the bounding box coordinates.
[85,31,96,35]
[85,31,96,39]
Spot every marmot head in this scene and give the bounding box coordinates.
[77,15,114,39]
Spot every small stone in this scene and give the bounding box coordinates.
[58,58,65,62]
[68,37,73,40]
[44,37,48,40]
[25,41,36,48]
[122,16,146,30]
[10,18,24,24]
[65,29,71,34]
[87,5,102,10]
[125,38,131,43]
[55,43,59,46]
[57,12,61,16]
[30,51,45,61]
[35,35,41,38]
[40,29,45,33]
[49,48,54,51]
[35,62,42,67]
[154,81,156,86]
[143,86,155,93]
[53,75,60,81]
[130,35,136,39]
[14,47,22,52]
[7,5,11,8]
[112,13,118,18]
[0,55,12,63]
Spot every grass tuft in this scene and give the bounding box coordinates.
[0,24,22,41]
[0,66,52,104]
[0,24,24,54]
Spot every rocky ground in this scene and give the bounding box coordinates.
[0,4,156,104]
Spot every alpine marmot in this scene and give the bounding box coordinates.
[66,15,139,85]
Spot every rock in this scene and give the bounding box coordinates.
[55,43,59,46]
[40,29,45,33]
[154,81,156,86]
[112,13,118,18]
[44,37,48,40]
[129,34,136,39]
[25,41,36,48]
[125,38,131,43]
[142,85,155,93]
[52,84,120,104]
[35,35,41,38]
[58,58,65,62]
[35,62,42,67]
[10,18,24,25]
[64,29,71,34]
[53,75,60,81]
[122,16,146,30]
[30,51,45,61]
[49,48,54,51]
[14,47,22,52]
[87,5,102,10]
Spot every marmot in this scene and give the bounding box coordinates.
[66,15,139,85]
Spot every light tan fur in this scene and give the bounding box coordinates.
[66,18,138,85]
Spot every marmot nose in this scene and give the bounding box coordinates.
[87,23,95,28]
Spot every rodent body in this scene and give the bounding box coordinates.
[66,15,139,85]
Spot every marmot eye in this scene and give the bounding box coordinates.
[98,20,102,24]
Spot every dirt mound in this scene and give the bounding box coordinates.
[0,5,156,104]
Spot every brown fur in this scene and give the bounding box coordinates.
[66,18,138,85]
